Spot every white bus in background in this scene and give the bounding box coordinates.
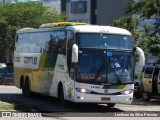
[14,22,145,107]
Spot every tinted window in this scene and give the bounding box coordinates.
[144,67,153,78]
[57,31,66,55]
[48,32,58,53]
[77,33,132,50]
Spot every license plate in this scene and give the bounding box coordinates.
[101,97,110,101]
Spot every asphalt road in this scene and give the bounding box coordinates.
[0,85,160,119]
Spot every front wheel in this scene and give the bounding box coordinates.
[58,86,68,107]
[107,103,116,108]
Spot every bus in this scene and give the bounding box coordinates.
[14,22,145,107]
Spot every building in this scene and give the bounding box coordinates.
[64,0,96,24]
[97,0,129,25]
[42,0,61,12]
[62,0,130,25]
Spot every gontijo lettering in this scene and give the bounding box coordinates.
[24,57,37,65]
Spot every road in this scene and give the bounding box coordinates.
[0,85,160,120]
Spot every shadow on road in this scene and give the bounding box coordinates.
[132,98,160,106]
[0,92,124,114]
[0,93,33,111]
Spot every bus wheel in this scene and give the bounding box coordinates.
[142,93,151,101]
[58,86,68,107]
[25,80,32,98]
[107,103,115,108]
[22,80,26,97]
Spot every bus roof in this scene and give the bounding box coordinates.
[17,24,131,36]
[67,25,131,35]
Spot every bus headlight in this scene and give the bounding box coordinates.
[121,90,133,95]
[76,88,91,93]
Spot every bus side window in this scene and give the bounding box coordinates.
[48,32,58,53]
[57,31,66,55]
[67,31,75,79]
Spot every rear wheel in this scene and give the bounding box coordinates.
[25,80,32,98]
[142,92,151,101]
[107,103,115,107]
[22,80,26,97]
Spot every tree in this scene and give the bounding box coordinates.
[126,0,160,19]
[145,33,160,57]
[114,0,160,57]
[0,2,66,62]
[126,0,160,31]
[113,15,143,47]
[126,0,160,57]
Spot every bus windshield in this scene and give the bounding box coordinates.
[76,50,134,84]
[76,33,134,84]
[77,33,132,50]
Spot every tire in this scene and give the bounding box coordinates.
[22,80,26,97]
[0,78,2,85]
[107,103,116,108]
[25,80,32,98]
[142,92,151,101]
[58,86,68,107]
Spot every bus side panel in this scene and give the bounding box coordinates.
[14,53,45,93]
[49,54,75,101]
[40,53,58,95]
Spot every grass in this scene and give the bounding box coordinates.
[0,101,14,110]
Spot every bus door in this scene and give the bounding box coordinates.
[152,67,159,94]
[142,66,154,92]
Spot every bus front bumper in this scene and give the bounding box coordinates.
[73,91,133,104]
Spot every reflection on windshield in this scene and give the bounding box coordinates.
[76,50,134,84]
[107,52,133,83]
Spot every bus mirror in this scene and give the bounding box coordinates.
[135,47,145,66]
[72,44,78,63]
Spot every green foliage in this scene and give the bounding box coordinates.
[114,0,160,58]
[113,15,141,46]
[0,2,66,62]
[126,0,160,19]
[113,15,139,32]
[145,33,160,57]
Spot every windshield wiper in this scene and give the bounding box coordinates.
[109,66,123,83]
[93,64,105,81]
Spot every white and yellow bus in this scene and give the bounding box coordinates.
[14,22,145,107]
